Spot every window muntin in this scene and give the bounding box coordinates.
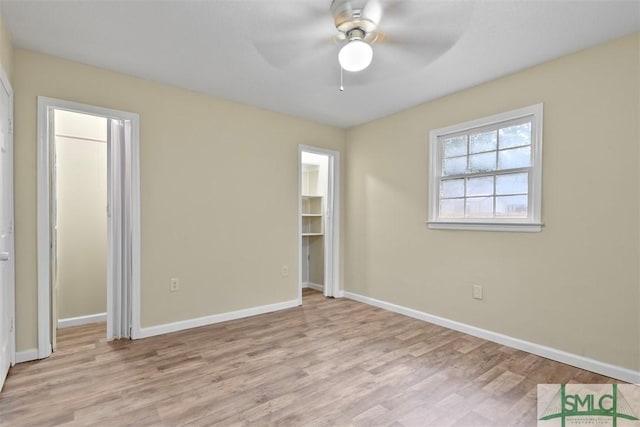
[428,104,542,232]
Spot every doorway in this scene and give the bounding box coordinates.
[52,110,108,342]
[0,67,14,391]
[37,97,141,359]
[298,146,340,301]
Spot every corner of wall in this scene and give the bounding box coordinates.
[0,5,14,84]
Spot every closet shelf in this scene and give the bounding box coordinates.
[301,195,323,235]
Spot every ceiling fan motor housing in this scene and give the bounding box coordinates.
[331,0,379,43]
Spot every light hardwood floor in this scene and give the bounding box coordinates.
[0,289,617,426]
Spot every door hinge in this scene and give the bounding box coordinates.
[8,118,12,134]
[9,318,13,333]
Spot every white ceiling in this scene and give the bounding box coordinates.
[2,1,639,128]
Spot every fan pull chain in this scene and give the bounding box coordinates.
[340,66,344,92]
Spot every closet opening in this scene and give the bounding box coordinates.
[37,97,141,359]
[298,146,340,302]
[52,110,108,349]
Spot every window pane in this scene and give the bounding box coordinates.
[496,172,528,195]
[443,136,467,158]
[496,195,528,217]
[440,198,464,218]
[498,146,530,170]
[465,197,493,218]
[443,156,466,176]
[469,152,496,173]
[466,176,493,197]
[469,131,497,154]
[441,179,464,198]
[499,122,531,149]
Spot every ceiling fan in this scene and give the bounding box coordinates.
[250,0,474,85]
[331,0,383,72]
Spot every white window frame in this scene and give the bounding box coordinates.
[428,103,543,232]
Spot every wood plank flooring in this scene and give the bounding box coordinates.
[0,289,617,426]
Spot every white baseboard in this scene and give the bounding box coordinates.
[136,299,300,339]
[16,349,39,364]
[343,291,640,384]
[304,282,324,292]
[57,312,107,329]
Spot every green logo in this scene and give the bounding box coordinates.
[539,384,639,427]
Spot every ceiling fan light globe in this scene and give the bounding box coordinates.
[338,40,373,72]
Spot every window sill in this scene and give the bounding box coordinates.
[426,221,543,233]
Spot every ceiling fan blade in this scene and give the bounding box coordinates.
[353,0,475,75]
[341,38,452,86]
[253,39,337,69]
[375,23,464,57]
[378,1,475,37]
[362,0,383,25]
[247,2,336,69]
[378,38,454,68]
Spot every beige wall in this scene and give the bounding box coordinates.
[14,49,345,351]
[0,6,12,83]
[9,23,638,373]
[55,110,107,320]
[345,33,640,371]
[308,235,324,286]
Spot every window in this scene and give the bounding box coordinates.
[428,104,543,232]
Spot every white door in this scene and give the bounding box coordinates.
[0,74,13,391]
[323,156,334,298]
[107,118,132,340]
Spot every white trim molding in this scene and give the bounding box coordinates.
[303,282,324,292]
[426,221,543,233]
[0,63,16,368]
[343,291,640,384]
[15,349,39,364]
[137,299,300,339]
[57,313,107,329]
[37,97,141,357]
[428,103,543,232]
[298,145,341,302]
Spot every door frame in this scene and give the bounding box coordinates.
[298,145,340,301]
[0,65,15,370]
[37,97,141,358]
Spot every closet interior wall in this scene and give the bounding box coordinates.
[301,153,328,290]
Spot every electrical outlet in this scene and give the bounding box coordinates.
[170,278,180,292]
[472,284,483,300]
[281,265,289,277]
